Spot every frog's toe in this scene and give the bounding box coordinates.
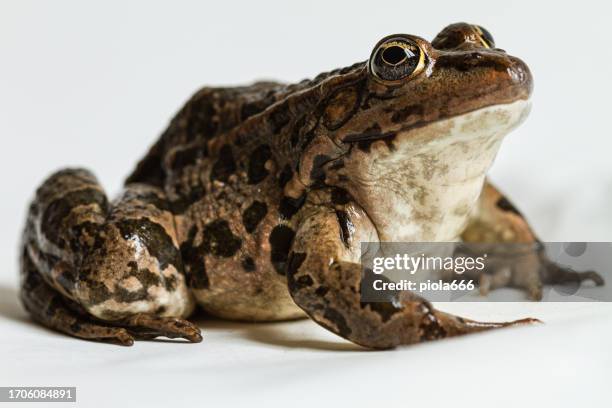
[120,314,203,343]
[542,260,605,287]
[580,271,605,286]
[524,281,543,301]
[80,326,135,346]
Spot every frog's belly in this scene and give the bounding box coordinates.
[190,264,305,321]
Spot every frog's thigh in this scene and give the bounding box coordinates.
[461,181,603,299]
[21,169,200,344]
[286,205,535,349]
[178,189,305,321]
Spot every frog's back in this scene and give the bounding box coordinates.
[125,81,313,321]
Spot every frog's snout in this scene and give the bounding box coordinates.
[506,55,533,99]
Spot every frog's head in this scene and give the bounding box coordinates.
[297,23,533,241]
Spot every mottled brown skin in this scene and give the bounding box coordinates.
[20,23,603,348]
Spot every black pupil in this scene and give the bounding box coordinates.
[381,46,406,65]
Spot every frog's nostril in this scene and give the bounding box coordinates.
[382,46,408,66]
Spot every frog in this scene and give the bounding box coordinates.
[20,22,604,349]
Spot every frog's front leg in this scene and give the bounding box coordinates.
[461,181,604,299]
[20,169,201,345]
[286,202,536,349]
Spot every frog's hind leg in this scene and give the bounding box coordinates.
[20,247,136,345]
[461,181,604,299]
[20,168,201,345]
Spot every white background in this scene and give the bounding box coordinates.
[1,1,611,407]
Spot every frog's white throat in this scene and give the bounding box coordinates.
[353,99,530,242]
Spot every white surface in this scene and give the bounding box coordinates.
[1,1,611,407]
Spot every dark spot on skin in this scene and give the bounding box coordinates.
[289,274,314,292]
[20,250,40,290]
[242,201,268,233]
[170,183,206,214]
[335,210,353,249]
[82,278,113,305]
[278,164,293,188]
[361,301,402,323]
[310,154,331,184]
[279,194,306,219]
[164,274,178,291]
[328,160,345,171]
[383,138,396,152]
[41,188,108,249]
[300,128,317,151]
[322,86,361,130]
[210,144,236,182]
[269,225,295,275]
[286,252,310,292]
[113,261,162,302]
[168,144,205,172]
[241,91,277,120]
[127,261,161,287]
[54,264,77,294]
[241,256,256,272]
[331,187,351,205]
[269,104,291,133]
[248,144,272,184]
[115,286,148,302]
[116,218,182,271]
[181,250,209,290]
[290,116,307,148]
[496,196,522,216]
[120,187,174,213]
[322,308,352,338]
[297,275,313,286]
[45,297,63,319]
[69,220,104,255]
[241,102,263,120]
[69,321,82,333]
[202,220,242,257]
[35,249,59,272]
[315,286,329,297]
[187,95,218,139]
[286,251,307,278]
[391,104,424,124]
[180,227,210,290]
[342,124,397,153]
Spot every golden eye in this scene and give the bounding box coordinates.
[472,25,495,48]
[369,36,426,83]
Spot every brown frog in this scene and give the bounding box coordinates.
[20,23,603,348]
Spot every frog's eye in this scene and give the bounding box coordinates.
[472,25,495,48]
[369,36,426,83]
